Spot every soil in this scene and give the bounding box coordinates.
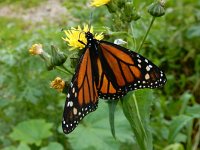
[0,0,68,23]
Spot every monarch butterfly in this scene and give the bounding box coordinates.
[62,31,167,134]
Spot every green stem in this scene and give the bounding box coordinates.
[186,120,193,150]
[132,94,148,140]
[192,120,200,150]
[55,66,72,75]
[137,16,156,53]
[60,65,74,75]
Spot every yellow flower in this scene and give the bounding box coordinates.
[50,77,65,92]
[91,0,111,7]
[63,24,104,50]
[29,44,43,55]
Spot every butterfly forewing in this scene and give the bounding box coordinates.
[96,41,166,100]
[62,48,98,134]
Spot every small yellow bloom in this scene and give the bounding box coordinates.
[50,77,65,92]
[29,44,43,55]
[63,24,104,50]
[91,0,111,7]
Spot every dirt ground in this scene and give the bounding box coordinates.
[0,0,68,23]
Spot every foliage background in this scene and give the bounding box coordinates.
[0,0,200,150]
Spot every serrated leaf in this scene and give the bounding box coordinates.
[40,142,64,150]
[168,115,193,143]
[67,100,134,150]
[10,119,53,146]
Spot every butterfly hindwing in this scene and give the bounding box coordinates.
[96,40,166,100]
[62,48,98,134]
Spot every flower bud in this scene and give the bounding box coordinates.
[117,0,125,8]
[106,1,118,13]
[148,1,165,17]
[50,77,65,92]
[124,2,133,15]
[123,2,140,22]
[29,44,43,55]
[29,44,53,70]
[50,45,67,67]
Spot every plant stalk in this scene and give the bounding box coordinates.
[55,66,72,75]
[137,16,156,53]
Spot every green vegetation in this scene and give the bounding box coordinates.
[0,0,200,150]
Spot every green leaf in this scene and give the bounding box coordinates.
[0,98,10,108]
[40,142,64,150]
[168,115,193,143]
[10,119,53,146]
[179,92,193,114]
[121,90,153,150]
[108,100,119,139]
[67,100,134,150]
[186,25,200,39]
[17,143,31,150]
[163,143,184,150]
[3,143,30,150]
[186,105,200,118]
[2,146,16,150]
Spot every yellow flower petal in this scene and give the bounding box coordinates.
[91,0,110,7]
[29,44,43,55]
[63,24,104,50]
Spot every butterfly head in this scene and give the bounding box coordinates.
[85,31,94,42]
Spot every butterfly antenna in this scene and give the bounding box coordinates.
[65,27,86,45]
[78,31,86,46]
[89,12,93,32]
[78,31,85,40]
[70,29,86,39]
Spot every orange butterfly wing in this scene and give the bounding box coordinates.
[62,48,98,134]
[96,41,166,100]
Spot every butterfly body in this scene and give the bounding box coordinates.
[62,31,166,134]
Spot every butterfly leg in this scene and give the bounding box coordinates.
[78,40,86,46]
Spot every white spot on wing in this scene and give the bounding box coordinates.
[149,65,153,68]
[74,92,77,98]
[72,88,75,93]
[146,66,150,71]
[145,73,150,80]
[69,101,73,107]
[67,93,70,98]
[73,107,77,115]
